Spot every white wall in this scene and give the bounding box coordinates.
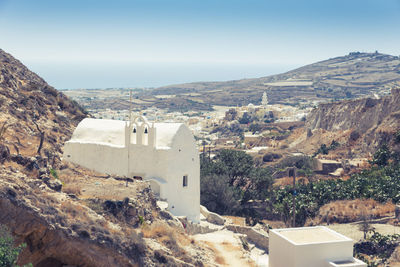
[269,227,363,267]
[294,241,353,267]
[164,125,200,222]
[269,230,296,267]
[64,143,128,176]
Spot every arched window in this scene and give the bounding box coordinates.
[143,126,149,145]
[130,124,137,144]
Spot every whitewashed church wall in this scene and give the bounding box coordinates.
[64,142,128,176]
[163,126,200,222]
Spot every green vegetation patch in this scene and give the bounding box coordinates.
[0,225,31,267]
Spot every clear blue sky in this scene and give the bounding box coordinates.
[1,0,399,89]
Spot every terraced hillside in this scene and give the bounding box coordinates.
[140,52,400,109]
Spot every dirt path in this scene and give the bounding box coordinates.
[193,229,267,267]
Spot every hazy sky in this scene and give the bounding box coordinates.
[0,0,399,89]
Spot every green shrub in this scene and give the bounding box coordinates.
[200,174,241,215]
[200,149,273,219]
[249,123,261,134]
[0,225,31,267]
[313,140,340,157]
[138,216,144,225]
[354,231,399,265]
[395,131,400,144]
[370,143,391,167]
[239,113,252,124]
[49,168,58,179]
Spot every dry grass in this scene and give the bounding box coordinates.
[41,192,60,204]
[141,222,191,262]
[62,184,81,195]
[60,200,93,223]
[308,199,395,225]
[142,222,187,245]
[59,168,82,196]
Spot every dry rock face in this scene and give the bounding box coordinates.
[0,168,141,266]
[0,48,87,168]
[307,88,400,133]
[306,87,400,153]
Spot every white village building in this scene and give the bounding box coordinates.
[269,226,366,267]
[63,115,200,222]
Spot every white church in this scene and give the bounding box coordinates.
[63,115,200,222]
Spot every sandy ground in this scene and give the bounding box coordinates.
[327,223,400,242]
[193,229,268,267]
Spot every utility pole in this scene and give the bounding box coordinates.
[127,89,133,178]
[288,167,297,227]
[128,89,133,118]
[208,142,211,161]
[203,140,206,160]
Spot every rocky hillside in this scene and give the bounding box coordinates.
[134,52,400,110]
[0,48,87,166]
[0,49,224,266]
[302,86,400,156]
[307,88,400,133]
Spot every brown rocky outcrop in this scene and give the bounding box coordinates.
[306,87,400,153]
[0,167,149,266]
[307,88,400,133]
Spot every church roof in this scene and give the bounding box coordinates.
[68,118,184,148]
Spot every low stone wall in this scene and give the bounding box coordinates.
[177,216,220,235]
[225,224,269,252]
[200,205,225,225]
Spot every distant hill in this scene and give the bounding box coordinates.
[136,52,400,110]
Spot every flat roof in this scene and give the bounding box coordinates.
[68,118,185,148]
[274,226,350,245]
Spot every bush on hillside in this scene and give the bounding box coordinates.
[200,174,241,215]
[0,225,31,267]
[200,149,273,216]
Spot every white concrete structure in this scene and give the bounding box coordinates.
[63,115,200,222]
[269,226,366,267]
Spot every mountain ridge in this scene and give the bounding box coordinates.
[134,52,400,110]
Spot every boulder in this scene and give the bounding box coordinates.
[0,144,10,163]
[45,179,62,192]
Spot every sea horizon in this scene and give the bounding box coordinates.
[24,61,297,90]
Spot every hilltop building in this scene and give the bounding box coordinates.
[63,115,200,222]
